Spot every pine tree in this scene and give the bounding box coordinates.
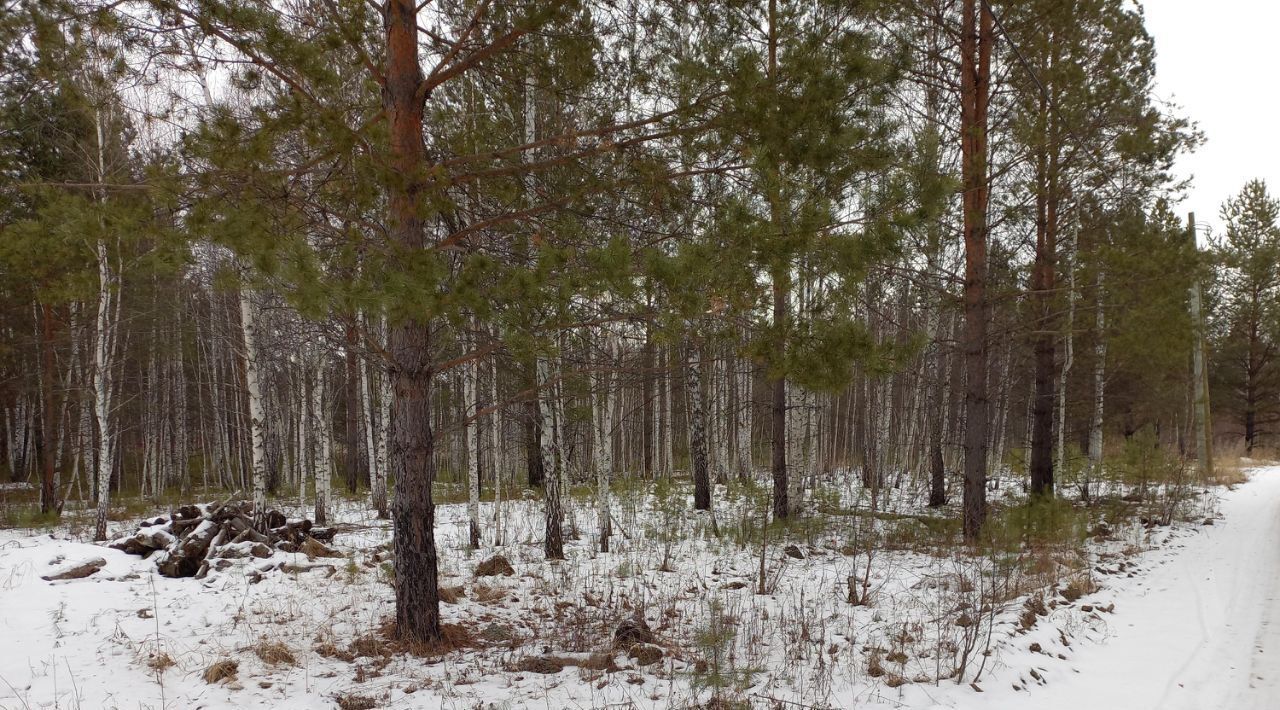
[1212,180,1280,452]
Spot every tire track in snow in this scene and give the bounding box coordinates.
[1017,466,1280,710]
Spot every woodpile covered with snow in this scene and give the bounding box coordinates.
[109,499,340,578]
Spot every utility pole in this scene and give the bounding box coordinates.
[1188,213,1214,479]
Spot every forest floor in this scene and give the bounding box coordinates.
[0,467,1273,710]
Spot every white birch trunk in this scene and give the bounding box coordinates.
[361,319,388,518]
[537,357,564,559]
[311,355,331,525]
[90,97,120,541]
[377,317,392,515]
[594,338,614,552]
[239,286,269,528]
[1087,268,1106,499]
[464,323,482,549]
[491,353,504,546]
[91,237,117,541]
[1056,233,1077,475]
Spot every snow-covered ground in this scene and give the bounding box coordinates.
[1008,465,1280,710]
[0,468,1275,709]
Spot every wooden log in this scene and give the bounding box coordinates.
[195,523,231,579]
[157,519,220,578]
[42,557,107,581]
[231,528,270,545]
[308,527,337,543]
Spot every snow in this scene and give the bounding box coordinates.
[1002,466,1280,710]
[0,469,1277,709]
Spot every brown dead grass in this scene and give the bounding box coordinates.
[372,617,477,658]
[512,652,617,675]
[334,694,377,710]
[439,584,466,604]
[315,639,356,662]
[1210,456,1249,486]
[1210,440,1280,485]
[1061,574,1098,602]
[472,583,507,604]
[145,652,175,673]
[254,640,297,666]
[202,659,238,684]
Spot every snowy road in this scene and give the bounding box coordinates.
[1024,466,1280,710]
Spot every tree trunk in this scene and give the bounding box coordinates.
[537,357,564,560]
[770,267,790,520]
[1087,268,1106,501]
[525,364,545,488]
[311,358,332,525]
[344,323,362,494]
[960,0,993,540]
[1055,233,1077,476]
[1029,175,1059,498]
[642,326,655,478]
[377,319,392,513]
[362,317,387,518]
[688,341,711,511]
[385,0,441,645]
[92,239,117,541]
[736,353,752,478]
[239,286,269,529]
[594,339,614,552]
[39,303,60,516]
[464,323,482,549]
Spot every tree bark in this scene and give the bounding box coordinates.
[1055,233,1077,476]
[464,322,482,549]
[344,322,363,494]
[537,356,564,559]
[385,0,441,645]
[1029,167,1059,498]
[594,339,614,552]
[960,0,993,540]
[736,353,753,478]
[240,287,269,529]
[688,341,711,511]
[770,270,789,520]
[39,303,60,516]
[1086,267,1106,500]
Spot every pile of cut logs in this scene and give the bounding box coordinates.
[110,499,338,578]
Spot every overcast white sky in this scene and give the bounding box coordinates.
[1142,1,1279,240]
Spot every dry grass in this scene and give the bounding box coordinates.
[334,694,377,710]
[1210,456,1250,486]
[1209,440,1279,485]
[254,640,297,666]
[472,583,508,604]
[369,617,477,658]
[438,584,466,603]
[1060,573,1098,602]
[145,652,175,673]
[512,652,618,675]
[202,659,238,684]
[348,634,385,659]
